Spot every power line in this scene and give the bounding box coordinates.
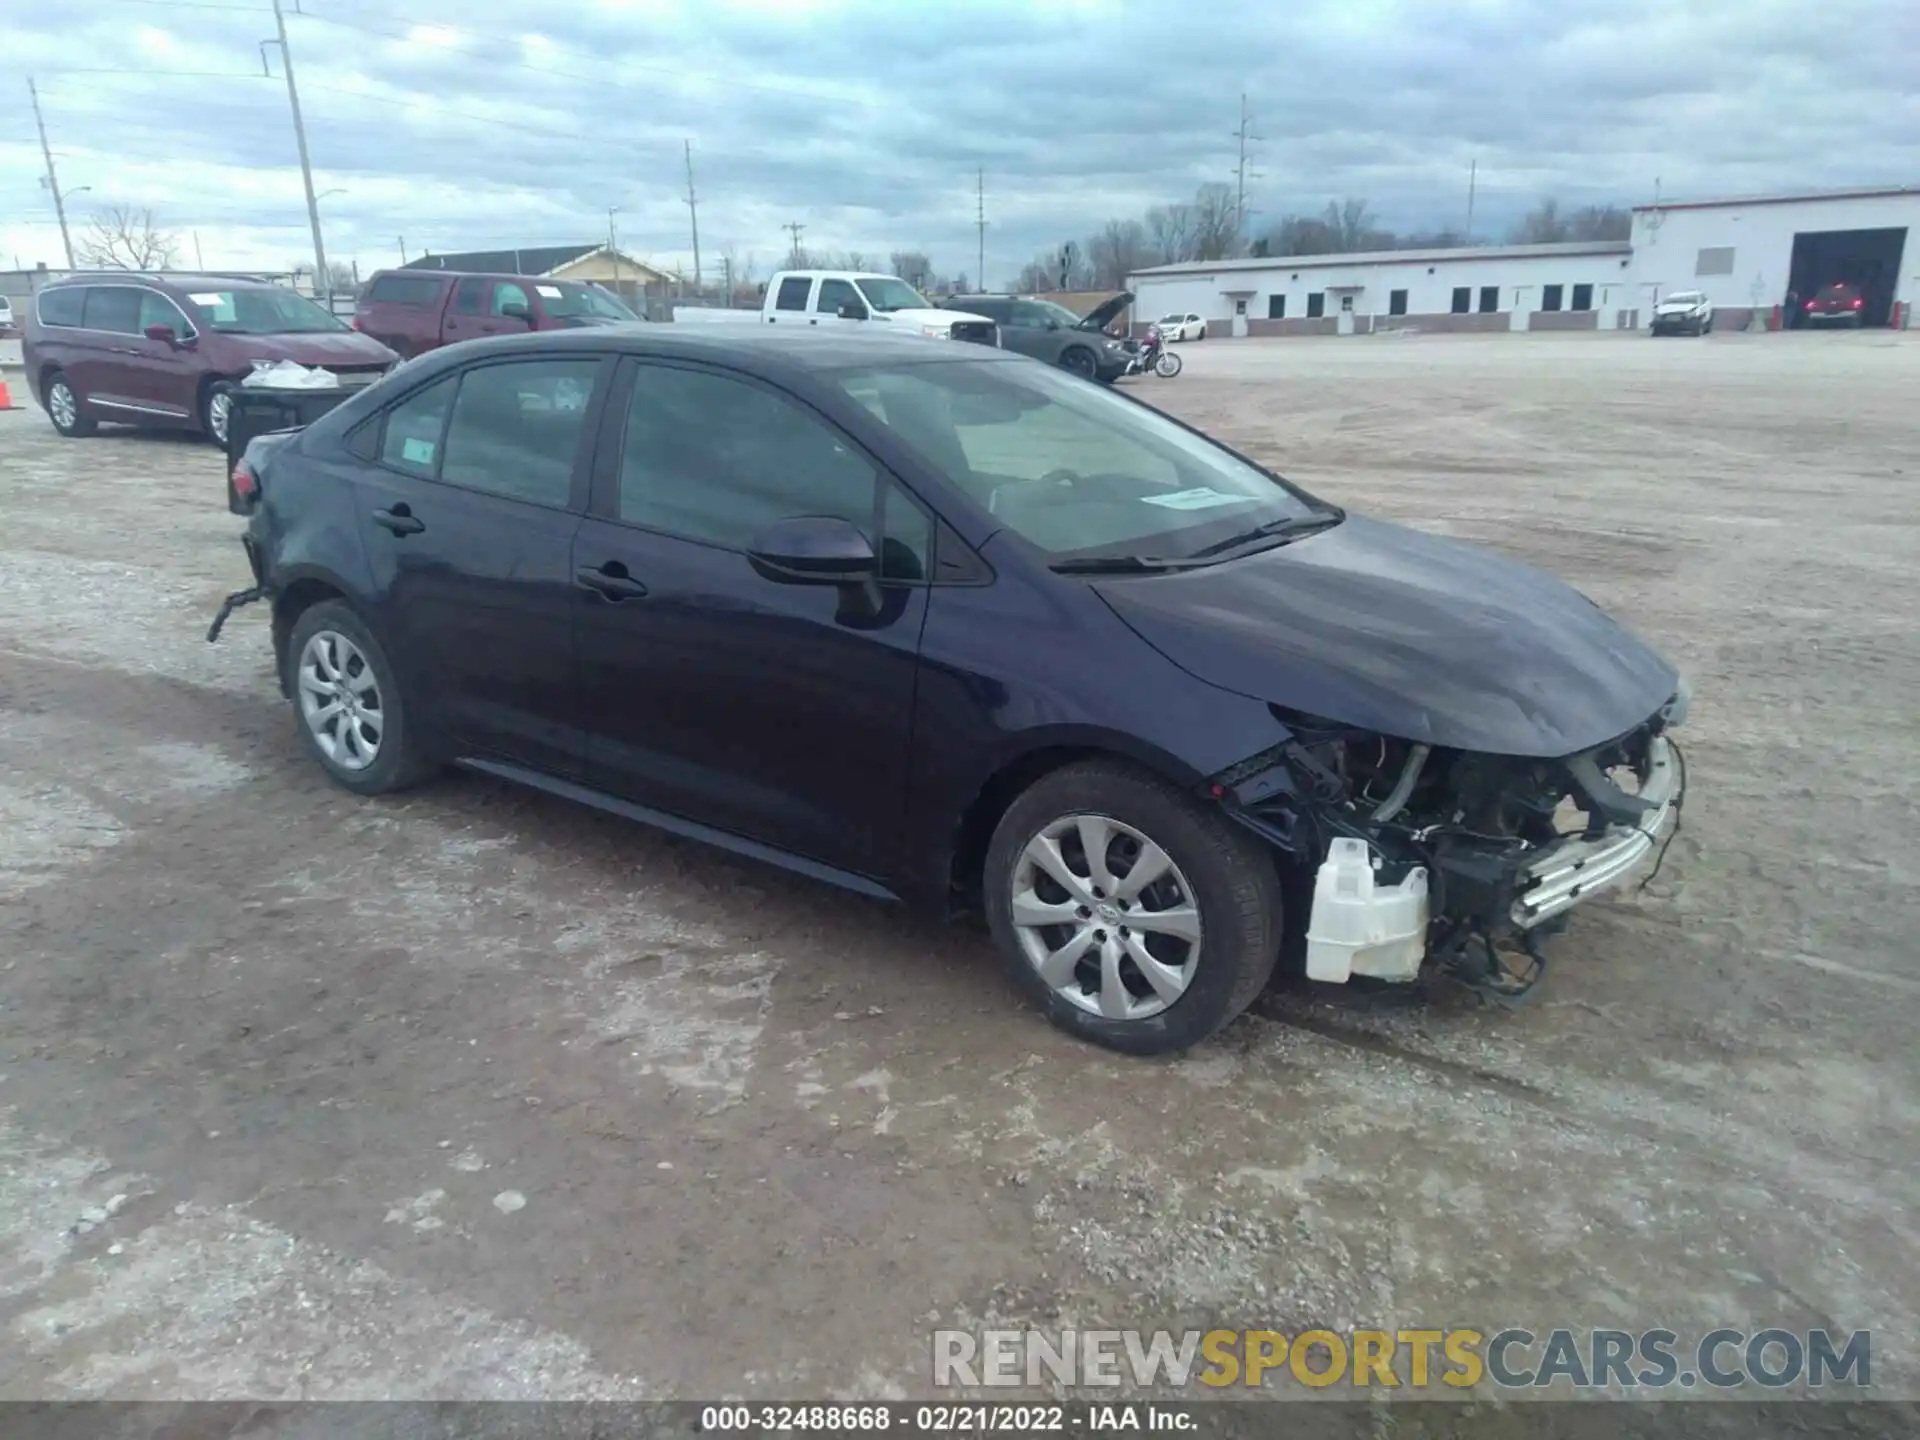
[26,78,76,268]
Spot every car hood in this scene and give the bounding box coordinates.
[1092,514,1678,758]
[1076,291,1134,331]
[220,330,398,366]
[1655,300,1704,312]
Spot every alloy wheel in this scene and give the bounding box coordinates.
[1009,813,1202,1020]
[297,630,384,771]
[50,381,77,431]
[207,390,233,446]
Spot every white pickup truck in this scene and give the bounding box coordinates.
[674,270,999,346]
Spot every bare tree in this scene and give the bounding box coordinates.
[1567,204,1630,241]
[889,250,933,288]
[1510,198,1568,244]
[1189,183,1246,261]
[77,204,179,270]
[327,259,359,294]
[1086,218,1153,289]
[1263,213,1337,256]
[1013,253,1057,293]
[1322,198,1378,253]
[1145,203,1195,264]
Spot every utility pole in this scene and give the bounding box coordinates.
[1465,158,1477,242]
[607,208,621,298]
[397,236,406,262]
[975,167,986,290]
[1232,93,1261,239]
[721,254,733,304]
[194,230,205,269]
[783,221,806,269]
[262,0,329,304]
[27,79,75,270]
[683,140,702,291]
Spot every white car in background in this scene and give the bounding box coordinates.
[0,295,14,332]
[1650,291,1713,336]
[1156,312,1207,341]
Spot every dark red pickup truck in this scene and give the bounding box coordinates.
[353,270,642,357]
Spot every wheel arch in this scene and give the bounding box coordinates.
[270,566,363,696]
[942,729,1207,913]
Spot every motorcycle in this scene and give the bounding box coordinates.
[1124,325,1183,379]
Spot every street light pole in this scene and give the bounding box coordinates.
[264,0,329,303]
[27,78,76,270]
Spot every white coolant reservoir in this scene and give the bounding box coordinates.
[1304,837,1430,984]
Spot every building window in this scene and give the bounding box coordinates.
[1267,294,1286,319]
[1389,289,1408,315]
[1234,298,1247,315]
[1451,287,1471,314]
[1306,292,1325,318]
[1478,285,1498,313]
[1571,283,1594,311]
[1339,294,1354,313]
[1695,246,1735,277]
[1542,284,1564,312]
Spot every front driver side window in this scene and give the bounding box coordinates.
[492,281,530,316]
[618,365,929,580]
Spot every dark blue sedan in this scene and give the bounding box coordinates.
[212,327,1686,1053]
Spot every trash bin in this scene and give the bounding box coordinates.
[224,382,357,513]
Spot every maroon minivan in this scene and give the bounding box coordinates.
[23,272,398,445]
[353,270,640,359]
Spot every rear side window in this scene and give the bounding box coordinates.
[379,377,455,475]
[439,359,598,505]
[774,276,811,311]
[83,286,143,334]
[36,288,85,327]
[367,274,444,307]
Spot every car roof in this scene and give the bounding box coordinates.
[406,325,1023,374]
[44,271,285,291]
[365,269,563,284]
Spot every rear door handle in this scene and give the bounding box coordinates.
[575,564,648,600]
[371,506,425,536]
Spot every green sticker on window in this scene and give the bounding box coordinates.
[401,437,435,465]
[1140,487,1251,511]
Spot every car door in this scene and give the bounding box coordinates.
[814,276,863,329]
[438,277,497,346]
[348,354,606,777]
[123,288,202,420]
[571,356,935,879]
[73,285,151,416]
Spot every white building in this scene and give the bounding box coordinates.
[1128,184,1919,336]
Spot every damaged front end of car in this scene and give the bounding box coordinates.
[1210,686,1687,1001]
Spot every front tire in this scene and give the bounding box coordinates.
[984,761,1283,1055]
[1059,346,1097,380]
[45,371,97,438]
[1154,349,1183,378]
[285,600,437,795]
[203,380,237,449]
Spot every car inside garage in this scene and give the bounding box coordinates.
[1787,227,1907,326]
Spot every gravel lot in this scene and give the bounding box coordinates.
[1,332,1916,1413]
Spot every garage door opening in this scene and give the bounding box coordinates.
[1787,227,1907,327]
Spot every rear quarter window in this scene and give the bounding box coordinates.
[36,288,85,327]
[366,275,446,307]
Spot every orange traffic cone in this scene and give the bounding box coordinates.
[0,376,18,411]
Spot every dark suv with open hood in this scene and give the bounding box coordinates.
[945,293,1135,381]
[23,273,398,446]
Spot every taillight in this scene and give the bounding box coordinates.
[1805,300,1817,310]
[350,315,363,330]
[231,459,258,506]
[1851,298,1864,309]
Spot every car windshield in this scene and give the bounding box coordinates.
[185,287,346,334]
[1030,299,1088,328]
[833,360,1334,562]
[855,276,932,313]
[539,282,637,320]
[1157,314,1185,324]
[1664,292,1704,305]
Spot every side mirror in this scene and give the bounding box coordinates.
[836,298,870,321]
[747,515,876,585]
[144,322,179,346]
[500,301,533,324]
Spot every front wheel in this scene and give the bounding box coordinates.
[1153,350,1183,378]
[985,761,1283,1055]
[1059,346,1097,380]
[45,371,97,438]
[203,381,237,449]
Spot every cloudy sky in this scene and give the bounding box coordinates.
[4,0,1916,286]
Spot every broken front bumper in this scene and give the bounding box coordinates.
[1511,735,1680,929]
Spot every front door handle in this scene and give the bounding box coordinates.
[372,506,425,536]
[574,564,648,600]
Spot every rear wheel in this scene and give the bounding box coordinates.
[285,600,437,795]
[45,371,96,438]
[984,761,1283,1055]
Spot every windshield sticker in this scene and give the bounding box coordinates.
[535,285,563,298]
[401,437,436,465]
[189,293,224,305]
[1140,487,1254,511]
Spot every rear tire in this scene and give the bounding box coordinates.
[984,761,1282,1055]
[45,371,97,438]
[285,600,438,796]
